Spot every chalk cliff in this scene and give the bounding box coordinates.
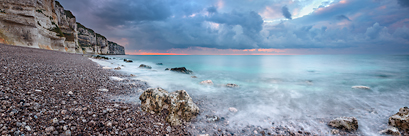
[0,0,125,55]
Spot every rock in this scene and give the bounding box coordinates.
[206,115,221,122]
[123,59,133,62]
[98,88,109,92]
[139,64,152,69]
[139,88,199,126]
[166,67,193,74]
[156,63,163,65]
[331,129,339,135]
[130,74,136,77]
[25,126,31,131]
[229,107,238,113]
[328,117,358,131]
[380,127,401,136]
[389,107,409,131]
[199,134,209,136]
[191,76,197,78]
[114,67,121,70]
[351,86,370,90]
[61,110,68,114]
[64,130,72,136]
[52,118,59,124]
[200,80,213,85]
[45,126,55,133]
[34,89,42,92]
[102,67,112,70]
[226,83,239,88]
[106,121,113,127]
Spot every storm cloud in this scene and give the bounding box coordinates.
[57,0,409,54]
[281,6,292,20]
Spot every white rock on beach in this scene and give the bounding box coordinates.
[110,76,124,81]
[200,80,213,85]
[102,67,112,70]
[229,107,238,113]
[98,88,109,92]
[352,86,371,89]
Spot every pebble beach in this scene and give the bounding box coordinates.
[0,44,189,135]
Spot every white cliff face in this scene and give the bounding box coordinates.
[0,0,125,55]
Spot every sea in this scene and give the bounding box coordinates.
[92,55,409,135]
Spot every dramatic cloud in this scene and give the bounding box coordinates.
[398,0,409,7]
[57,0,409,54]
[281,6,292,20]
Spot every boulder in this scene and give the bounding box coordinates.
[166,67,193,74]
[156,63,163,65]
[380,127,401,136]
[139,64,152,69]
[226,83,239,88]
[114,67,121,70]
[139,88,199,126]
[191,76,198,78]
[200,80,213,85]
[124,59,133,62]
[328,117,358,131]
[389,107,409,131]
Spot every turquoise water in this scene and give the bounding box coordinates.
[94,55,409,135]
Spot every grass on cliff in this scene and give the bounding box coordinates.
[50,22,65,37]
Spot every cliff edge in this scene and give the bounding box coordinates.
[0,0,125,55]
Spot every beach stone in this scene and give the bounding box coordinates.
[139,88,199,126]
[34,89,42,92]
[229,107,238,113]
[380,127,401,136]
[166,67,193,74]
[102,67,112,70]
[139,64,152,69]
[331,129,339,135]
[206,115,221,122]
[200,80,213,85]
[351,86,370,90]
[389,107,409,131]
[45,126,55,133]
[328,117,358,131]
[226,83,239,88]
[114,67,121,70]
[64,130,72,136]
[98,88,109,92]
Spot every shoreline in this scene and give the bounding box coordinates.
[2,44,407,135]
[0,44,188,135]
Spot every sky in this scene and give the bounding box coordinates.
[58,0,409,55]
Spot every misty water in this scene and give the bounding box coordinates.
[93,55,409,135]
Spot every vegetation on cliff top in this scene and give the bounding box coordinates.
[64,10,75,18]
[76,22,95,34]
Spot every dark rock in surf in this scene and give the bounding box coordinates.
[166,67,193,74]
[328,117,358,131]
[226,83,239,88]
[124,59,133,62]
[139,64,152,69]
[156,63,163,65]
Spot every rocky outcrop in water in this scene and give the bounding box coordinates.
[139,64,152,69]
[165,67,193,74]
[139,88,200,126]
[0,0,125,55]
[328,117,358,131]
[389,107,409,131]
